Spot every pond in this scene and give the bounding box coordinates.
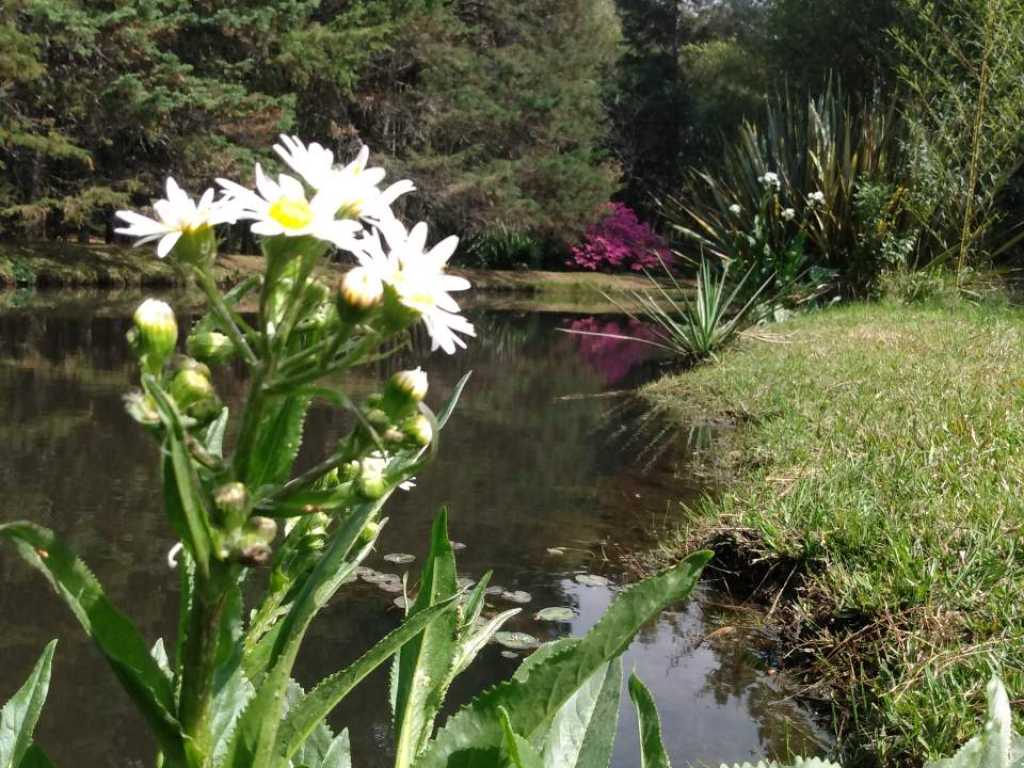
[0,290,829,767]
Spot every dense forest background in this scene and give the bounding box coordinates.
[0,0,948,264]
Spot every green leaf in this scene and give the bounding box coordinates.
[0,523,185,765]
[924,677,1024,768]
[146,377,213,577]
[0,640,55,768]
[276,598,458,763]
[246,394,312,488]
[319,731,351,768]
[393,508,460,768]
[204,407,230,459]
[416,551,713,768]
[15,745,57,768]
[437,372,472,430]
[628,673,671,768]
[498,707,544,768]
[540,658,621,768]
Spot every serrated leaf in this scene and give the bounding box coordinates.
[204,407,230,459]
[0,523,185,765]
[277,598,458,763]
[628,673,671,768]
[245,394,312,488]
[393,509,460,768]
[452,610,520,678]
[319,730,351,768]
[541,658,621,768]
[0,640,55,768]
[415,551,713,768]
[925,677,1024,768]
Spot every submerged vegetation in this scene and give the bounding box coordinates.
[644,298,1024,765]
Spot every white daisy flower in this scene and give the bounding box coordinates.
[807,191,826,206]
[217,164,361,248]
[759,172,781,190]
[353,220,475,354]
[273,136,414,224]
[115,177,239,259]
[729,204,742,216]
[782,208,796,221]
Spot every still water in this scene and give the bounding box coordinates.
[0,290,827,767]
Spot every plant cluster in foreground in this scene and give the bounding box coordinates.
[644,299,1024,766]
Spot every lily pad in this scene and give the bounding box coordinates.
[452,542,467,551]
[377,579,404,594]
[574,574,610,587]
[493,631,540,651]
[457,577,475,590]
[546,547,565,556]
[383,553,416,565]
[533,607,576,622]
[500,590,533,604]
[501,651,519,660]
[359,569,386,584]
[484,585,505,596]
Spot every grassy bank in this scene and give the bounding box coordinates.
[643,300,1024,766]
[0,241,656,303]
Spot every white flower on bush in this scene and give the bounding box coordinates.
[273,135,414,224]
[807,191,826,207]
[782,208,796,221]
[115,178,241,258]
[356,220,475,354]
[729,204,742,216]
[217,165,362,247]
[758,172,781,190]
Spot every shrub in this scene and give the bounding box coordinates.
[461,226,544,270]
[568,202,671,272]
[663,84,906,294]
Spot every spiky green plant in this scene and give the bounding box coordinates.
[663,84,905,293]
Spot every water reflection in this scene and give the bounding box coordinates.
[0,292,827,767]
[564,316,660,386]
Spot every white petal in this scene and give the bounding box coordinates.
[278,173,306,200]
[407,222,429,255]
[156,231,182,259]
[251,220,284,236]
[254,164,280,202]
[429,235,459,266]
[380,179,415,206]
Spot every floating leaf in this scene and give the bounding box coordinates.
[546,548,565,556]
[493,632,541,651]
[452,542,467,551]
[534,607,576,622]
[384,553,416,565]
[574,574,610,587]
[501,590,533,605]
[485,586,506,596]
[457,577,475,590]
[378,580,404,594]
[501,651,520,660]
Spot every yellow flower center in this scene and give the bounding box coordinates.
[269,197,315,230]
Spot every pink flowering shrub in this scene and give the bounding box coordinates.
[568,203,670,272]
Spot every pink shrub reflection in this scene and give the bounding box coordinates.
[567,317,660,385]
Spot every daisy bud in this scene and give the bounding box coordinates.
[382,368,428,417]
[132,299,178,374]
[337,267,383,321]
[186,330,235,366]
[357,458,388,500]
[124,391,161,426]
[170,368,222,423]
[214,482,250,530]
[236,542,273,567]
[358,520,382,546]
[402,414,433,448]
[244,516,278,544]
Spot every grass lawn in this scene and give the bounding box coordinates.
[643,299,1024,766]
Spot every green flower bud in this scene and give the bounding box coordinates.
[172,227,218,269]
[337,267,383,321]
[169,367,222,424]
[365,408,391,429]
[357,457,388,500]
[358,520,381,546]
[214,482,250,529]
[132,299,178,374]
[402,414,433,447]
[186,330,235,366]
[340,460,361,482]
[173,355,212,378]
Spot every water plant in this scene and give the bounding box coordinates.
[0,135,713,768]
